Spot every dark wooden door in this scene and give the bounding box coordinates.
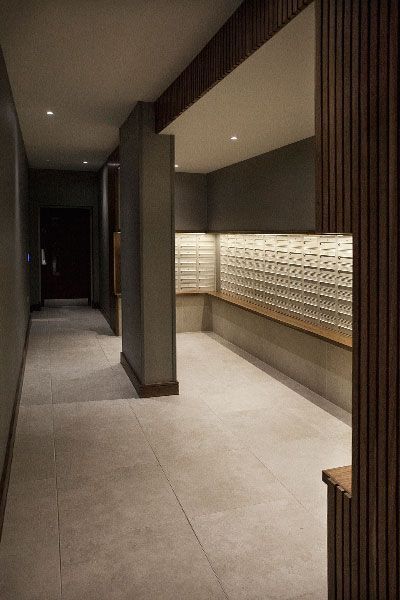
[41,208,91,302]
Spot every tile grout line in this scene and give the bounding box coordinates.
[127,402,231,600]
[95,328,114,368]
[199,395,319,520]
[49,328,64,600]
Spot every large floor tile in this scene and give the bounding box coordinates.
[20,370,52,405]
[97,334,123,365]
[0,479,61,600]
[203,381,290,415]
[60,520,227,600]
[191,501,327,600]
[57,464,187,538]
[130,394,211,422]
[137,412,244,462]
[51,366,135,403]
[220,407,351,523]
[54,402,157,480]
[161,448,285,519]
[10,406,55,483]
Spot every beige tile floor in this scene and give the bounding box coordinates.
[0,307,352,600]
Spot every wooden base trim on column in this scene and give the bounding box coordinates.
[120,352,179,398]
[0,317,31,540]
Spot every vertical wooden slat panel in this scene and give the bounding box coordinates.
[268,0,275,37]
[282,0,288,24]
[324,473,352,600]
[277,0,282,27]
[350,0,361,593]
[367,1,379,596]
[377,2,389,594]
[387,3,399,596]
[328,0,336,231]
[321,0,330,232]
[315,0,322,233]
[342,0,351,232]
[358,2,370,596]
[335,0,344,232]
[318,0,400,597]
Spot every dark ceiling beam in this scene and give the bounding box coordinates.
[154,0,313,133]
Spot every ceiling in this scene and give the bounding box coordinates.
[164,4,315,173]
[0,0,241,170]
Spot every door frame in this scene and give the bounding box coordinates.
[39,206,94,306]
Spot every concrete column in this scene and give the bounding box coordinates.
[119,102,178,397]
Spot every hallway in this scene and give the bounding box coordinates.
[0,307,351,600]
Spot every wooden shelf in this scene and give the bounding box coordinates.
[322,465,352,495]
[208,292,352,350]
[175,291,352,349]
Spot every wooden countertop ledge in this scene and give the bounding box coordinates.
[177,291,352,350]
[322,465,352,495]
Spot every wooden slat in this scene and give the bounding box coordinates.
[367,2,379,596]
[342,0,351,232]
[314,0,323,233]
[327,483,337,600]
[343,493,352,598]
[335,0,343,232]
[387,4,399,596]
[321,0,330,232]
[335,487,344,599]
[155,0,313,132]
[349,2,360,595]
[358,2,370,596]
[377,3,389,595]
[328,0,337,231]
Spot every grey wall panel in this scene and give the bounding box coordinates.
[207,137,315,232]
[0,48,30,480]
[99,166,110,320]
[175,173,207,231]
[120,105,143,378]
[29,170,100,306]
[141,104,176,383]
[120,102,177,392]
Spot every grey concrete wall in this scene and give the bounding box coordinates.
[176,294,352,412]
[120,102,176,386]
[175,172,207,231]
[120,104,143,377]
[176,294,212,333]
[0,48,30,478]
[99,166,110,320]
[29,170,100,306]
[207,137,315,232]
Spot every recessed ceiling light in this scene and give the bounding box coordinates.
[83,161,88,164]
[230,135,238,141]
[175,164,179,168]
[46,111,54,116]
